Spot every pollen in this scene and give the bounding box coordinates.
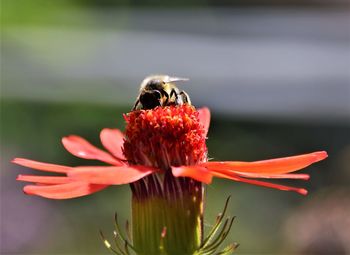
[103,240,111,249]
[123,105,207,170]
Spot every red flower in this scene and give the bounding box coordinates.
[13,105,327,199]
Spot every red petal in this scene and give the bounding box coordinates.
[100,128,126,160]
[233,172,310,180]
[12,158,72,173]
[62,135,123,166]
[212,171,307,195]
[198,107,211,136]
[202,151,327,174]
[172,166,213,184]
[23,182,108,199]
[17,175,74,184]
[67,165,157,185]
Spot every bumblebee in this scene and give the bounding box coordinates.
[132,75,191,110]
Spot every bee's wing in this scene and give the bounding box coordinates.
[165,76,189,83]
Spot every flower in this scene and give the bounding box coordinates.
[13,105,327,199]
[13,104,328,254]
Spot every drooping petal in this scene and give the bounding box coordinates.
[62,135,123,166]
[23,182,108,199]
[17,175,74,184]
[67,165,157,185]
[212,171,307,195]
[197,107,211,136]
[12,158,72,173]
[172,166,213,184]
[100,128,126,160]
[202,151,328,174]
[233,172,310,180]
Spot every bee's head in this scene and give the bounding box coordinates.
[140,90,162,110]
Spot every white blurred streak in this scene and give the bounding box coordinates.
[2,8,350,122]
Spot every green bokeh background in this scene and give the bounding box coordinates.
[1,0,350,254]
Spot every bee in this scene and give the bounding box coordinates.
[132,75,192,110]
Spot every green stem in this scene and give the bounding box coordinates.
[131,177,204,255]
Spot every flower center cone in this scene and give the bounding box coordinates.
[123,105,207,254]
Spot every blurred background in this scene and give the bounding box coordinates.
[1,0,350,254]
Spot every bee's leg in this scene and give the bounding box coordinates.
[180,91,191,105]
[132,98,140,110]
[163,91,170,105]
[170,88,181,104]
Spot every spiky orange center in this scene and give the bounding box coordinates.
[123,105,207,170]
